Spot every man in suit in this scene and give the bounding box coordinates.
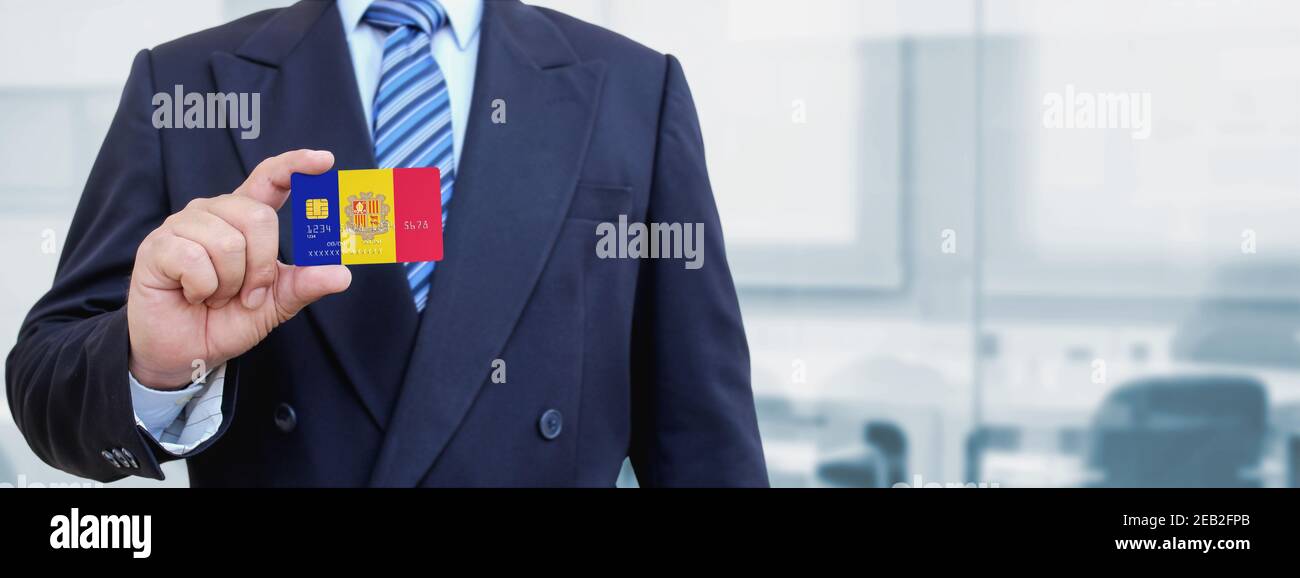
[5,0,768,487]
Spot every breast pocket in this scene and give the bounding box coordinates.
[566,183,633,222]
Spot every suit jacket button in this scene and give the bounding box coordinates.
[120,448,140,469]
[111,448,132,469]
[274,403,297,433]
[538,409,563,440]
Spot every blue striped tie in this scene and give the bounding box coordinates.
[364,0,453,312]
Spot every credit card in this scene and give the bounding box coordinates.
[291,168,443,266]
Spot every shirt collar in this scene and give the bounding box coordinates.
[338,0,483,50]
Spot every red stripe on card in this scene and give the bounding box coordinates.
[393,167,443,263]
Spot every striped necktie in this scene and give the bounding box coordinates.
[363,0,454,312]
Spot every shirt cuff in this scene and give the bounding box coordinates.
[130,364,227,456]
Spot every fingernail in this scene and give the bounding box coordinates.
[245,287,268,309]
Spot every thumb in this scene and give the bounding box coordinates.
[272,263,352,320]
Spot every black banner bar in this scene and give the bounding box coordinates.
[1,488,1293,565]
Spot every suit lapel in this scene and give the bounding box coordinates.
[211,0,419,429]
[368,0,607,486]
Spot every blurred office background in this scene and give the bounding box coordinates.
[3,0,1300,487]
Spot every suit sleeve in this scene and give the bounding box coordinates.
[4,50,237,482]
[627,55,769,487]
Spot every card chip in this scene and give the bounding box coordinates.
[305,198,329,220]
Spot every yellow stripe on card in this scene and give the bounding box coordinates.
[337,169,397,265]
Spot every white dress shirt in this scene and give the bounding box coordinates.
[130,0,483,455]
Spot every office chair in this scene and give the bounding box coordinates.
[1087,374,1267,487]
[816,420,909,488]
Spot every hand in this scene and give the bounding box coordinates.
[127,149,351,389]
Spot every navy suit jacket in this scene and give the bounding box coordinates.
[5,0,767,487]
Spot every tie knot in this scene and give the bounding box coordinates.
[363,0,447,35]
